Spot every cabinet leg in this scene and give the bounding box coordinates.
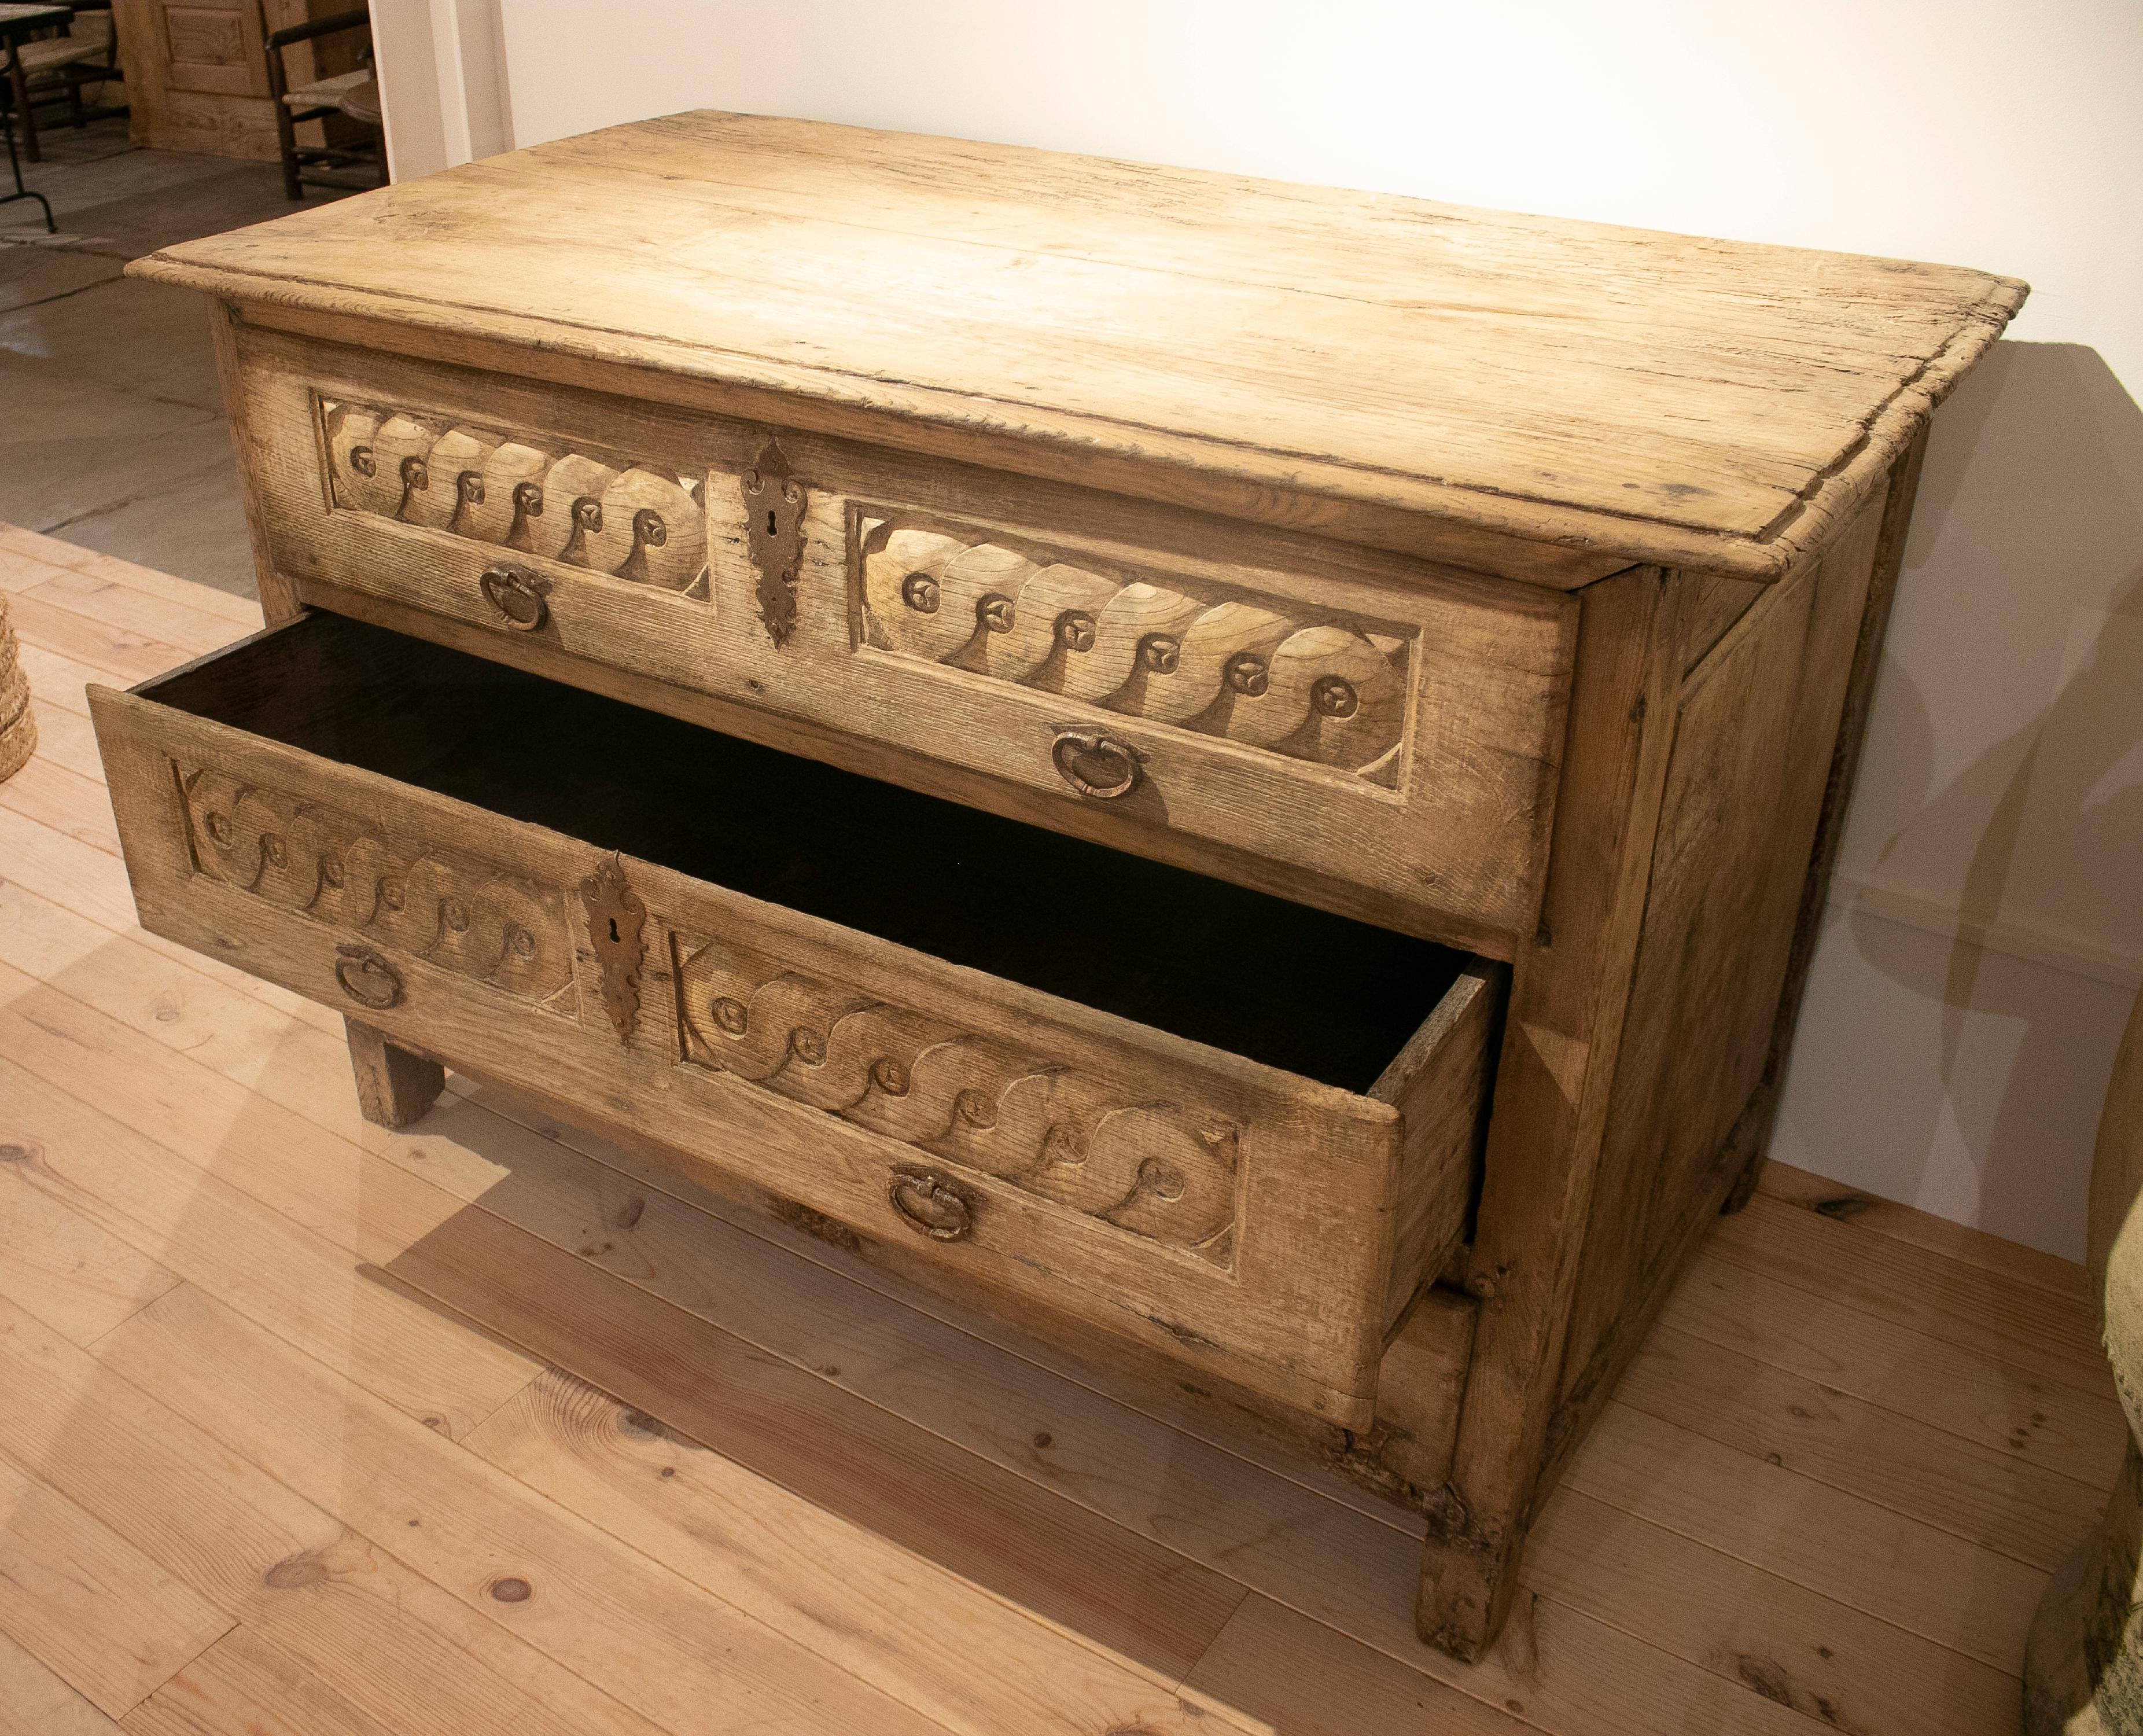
[345,1019,445,1128]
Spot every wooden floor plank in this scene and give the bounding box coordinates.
[0,881,361,1117]
[1712,1197,2111,1397]
[17,701,102,782]
[14,639,117,717]
[0,1450,233,1720]
[1564,1402,2048,1673]
[0,756,122,855]
[3,590,196,686]
[472,1368,1238,1735]
[0,1156,181,1348]
[0,1626,124,1736]
[0,807,340,1034]
[1522,1483,2028,1736]
[122,1627,396,1736]
[1666,1249,2129,1491]
[1619,1321,2104,1571]
[464,1075,1423,1529]
[1758,1158,2094,1306]
[1185,1594,1543,1736]
[0,527,260,630]
[94,1282,982,1736]
[375,1201,1249,1686]
[375,1139,1843,1736]
[0,1292,673,1736]
[0,1046,539,1442]
[16,570,242,661]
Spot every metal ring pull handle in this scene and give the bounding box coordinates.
[480,563,551,631]
[887,1165,973,1242]
[334,944,403,1010]
[1050,729,1145,800]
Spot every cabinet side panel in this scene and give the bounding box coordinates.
[1554,486,1888,1411]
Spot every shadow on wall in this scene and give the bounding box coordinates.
[1775,341,2143,1260]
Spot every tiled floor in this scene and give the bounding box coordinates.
[0,116,349,597]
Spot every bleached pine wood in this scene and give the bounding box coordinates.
[0,565,2104,1736]
[0,1627,123,1736]
[123,1627,398,1736]
[0,1451,232,1719]
[88,110,2021,1663]
[0,1293,675,1736]
[90,1283,1045,1736]
[130,112,2023,583]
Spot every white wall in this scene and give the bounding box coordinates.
[381,0,2143,1259]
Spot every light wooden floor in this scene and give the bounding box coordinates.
[0,521,2120,1736]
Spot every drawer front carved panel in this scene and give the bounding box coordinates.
[319,398,710,593]
[176,763,577,1013]
[672,925,1243,1264]
[855,509,1413,784]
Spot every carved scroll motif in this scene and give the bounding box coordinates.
[856,512,1413,782]
[177,763,576,1016]
[672,928,1241,1264]
[319,398,709,594]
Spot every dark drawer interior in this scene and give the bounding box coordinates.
[144,610,1468,1092]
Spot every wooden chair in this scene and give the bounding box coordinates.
[260,4,381,200]
[1,3,124,163]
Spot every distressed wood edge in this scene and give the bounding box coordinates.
[207,296,301,625]
[134,256,2012,589]
[345,1017,447,1128]
[1415,565,1682,1660]
[1719,425,1929,1215]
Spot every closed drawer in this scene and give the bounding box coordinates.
[229,325,1574,954]
[91,612,1502,1429]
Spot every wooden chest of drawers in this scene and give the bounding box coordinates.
[104,112,2023,1659]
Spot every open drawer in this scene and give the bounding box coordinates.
[89,612,1501,1429]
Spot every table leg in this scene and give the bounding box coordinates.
[7,50,36,163]
[0,68,53,231]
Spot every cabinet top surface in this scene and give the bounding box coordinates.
[136,111,2024,580]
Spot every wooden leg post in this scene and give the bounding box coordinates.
[1417,567,1682,1657]
[345,1018,445,1128]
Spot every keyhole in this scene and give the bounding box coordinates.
[765,509,777,535]
[608,918,619,943]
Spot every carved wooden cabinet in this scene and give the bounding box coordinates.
[98,113,2022,1659]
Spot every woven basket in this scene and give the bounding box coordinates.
[0,591,33,785]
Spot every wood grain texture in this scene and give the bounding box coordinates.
[225,319,1577,949]
[1759,1157,2093,1306]
[0,555,2107,1736]
[122,1628,395,1736]
[89,656,1496,1428]
[1420,566,1683,1656]
[0,1036,537,1442]
[374,1201,1250,1686]
[93,1283,963,1736]
[1560,487,1889,1402]
[0,1451,233,1719]
[343,1020,444,1130]
[0,1627,123,1736]
[467,1371,1229,1736]
[0,1291,672,1736]
[131,112,2024,582]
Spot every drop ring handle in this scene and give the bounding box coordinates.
[888,1165,974,1241]
[480,563,552,631]
[1050,729,1145,800]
